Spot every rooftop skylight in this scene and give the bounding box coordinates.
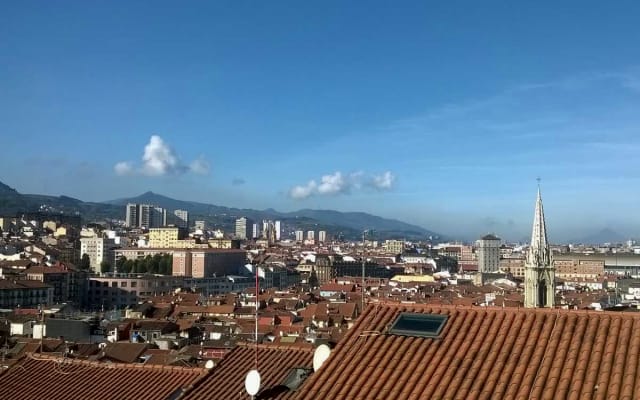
[388,312,448,338]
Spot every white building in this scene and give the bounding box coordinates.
[319,231,327,243]
[295,230,304,242]
[173,209,189,228]
[80,236,117,273]
[307,231,315,241]
[235,217,252,240]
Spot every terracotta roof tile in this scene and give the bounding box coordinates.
[182,343,313,400]
[0,354,207,400]
[293,304,640,400]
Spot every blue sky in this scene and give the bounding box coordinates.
[2,1,640,241]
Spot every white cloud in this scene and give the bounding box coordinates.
[114,135,210,177]
[289,180,317,199]
[288,170,396,199]
[114,161,134,176]
[317,172,348,195]
[141,135,185,176]
[190,157,210,175]
[371,171,395,190]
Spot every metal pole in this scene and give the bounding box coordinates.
[362,230,366,314]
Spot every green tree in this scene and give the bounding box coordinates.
[308,268,319,289]
[159,256,172,275]
[79,254,91,270]
[100,260,111,274]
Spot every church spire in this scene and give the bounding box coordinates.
[529,185,549,265]
[524,181,554,308]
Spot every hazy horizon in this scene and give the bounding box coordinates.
[2,1,640,242]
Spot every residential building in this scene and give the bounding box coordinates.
[234,217,252,240]
[0,280,53,307]
[125,203,138,228]
[148,227,188,248]
[173,209,189,228]
[252,223,260,239]
[318,230,327,243]
[524,187,555,308]
[384,239,404,254]
[80,236,117,273]
[294,303,640,400]
[477,234,501,273]
[274,220,281,241]
[307,231,315,241]
[172,249,246,278]
[295,230,304,242]
[194,220,206,231]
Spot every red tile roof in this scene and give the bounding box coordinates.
[182,343,313,400]
[294,303,640,400]
[0,354,207,400]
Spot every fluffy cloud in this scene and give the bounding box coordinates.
[113,161,134,176]
[115,135,210,176]
[288,170,395,199]
[289,180,317,199]
[371,171,395,190]
[189,157,210,175]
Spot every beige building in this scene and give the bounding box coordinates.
[172,249,246,278]
[148,227,187,248]
[383,240,404,254]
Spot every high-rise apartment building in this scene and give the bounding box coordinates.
[125,204,138,228]
[478,234,501,273]
[307,231,315,241]
[125,204,168,229]
[173,210,189,228]
[274,221,281,241]
[252,223,261,239]
[318,231,327,243]
[295,230,304,242]
[235,217,252,240]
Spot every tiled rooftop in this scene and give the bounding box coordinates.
[0,354,207,400]
[182,343,313,400]
[294,303,640,400]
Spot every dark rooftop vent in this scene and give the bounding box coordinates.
[281,367,313,391]
[388,312,448,338]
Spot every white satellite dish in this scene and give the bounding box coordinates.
[204,360,215,370]
[244,369,261,396]
[313,344,331,372]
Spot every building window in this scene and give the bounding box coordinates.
[388,313,448,338]
[121,282,127,288]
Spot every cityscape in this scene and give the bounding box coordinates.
[2,2,640,400]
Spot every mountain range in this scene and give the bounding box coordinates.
[0,181,436,240]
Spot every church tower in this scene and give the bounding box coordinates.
[524,185,555,308]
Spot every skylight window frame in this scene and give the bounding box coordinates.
[388,312,448,338]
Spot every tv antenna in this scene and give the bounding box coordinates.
[244,369,261,399]
[312,344,331,372]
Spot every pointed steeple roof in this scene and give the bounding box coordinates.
[528,186,551,266]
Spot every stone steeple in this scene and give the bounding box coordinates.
[524,185,555,308]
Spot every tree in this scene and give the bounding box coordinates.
[308,268,319,289]
[100,260,111,274]
[79,254,91,270]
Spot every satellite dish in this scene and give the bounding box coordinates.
[204,360,215,370]
[244,369,261,396]
[313,344,331,372]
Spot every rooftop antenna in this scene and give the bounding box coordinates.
[244,369,261,399]
[255,264,259,369]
